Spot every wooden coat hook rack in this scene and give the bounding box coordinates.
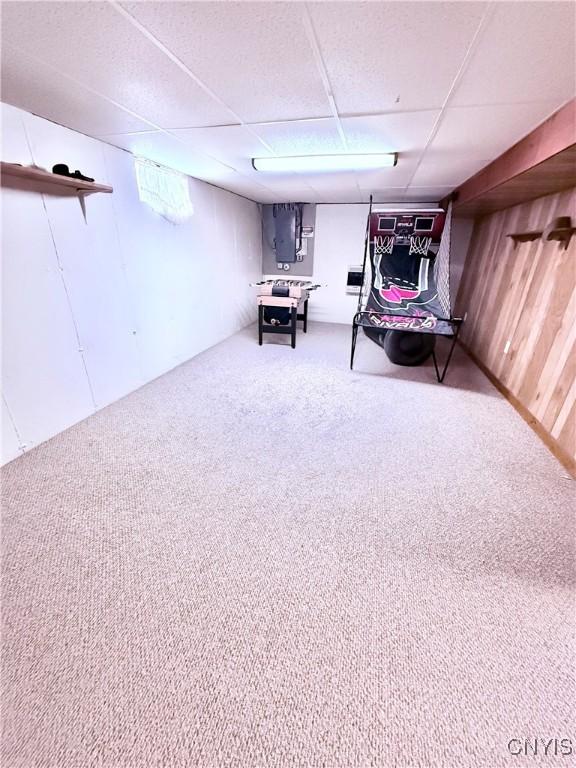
[507,216,575,250]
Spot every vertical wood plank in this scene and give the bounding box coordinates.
[457,187,576,468]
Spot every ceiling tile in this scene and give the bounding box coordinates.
[1,45,151,136]
[352,160,421,189]
[172,125,272,176]
[175,116,428,195]
[410,155,485,188]
[312,190,364,203]
[410,101,561,186]
[201,173,282,203]
[402,187,454,202]
[308,1,487,114]
[122,1,331,123]
[249,175,325,201]
[251,119,344,156]
[296,171,361,198]
[2,1,573,206]
[451,1,576,107]
[342,110,439,153]
[242,116,426,189]
[102,129,280,202]
[430,103,563,157]
[357,189,409,204]
[102,131,227,179]
[1,2,233,129]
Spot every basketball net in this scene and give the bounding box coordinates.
[374,235,394,257]
[409,236,431,256]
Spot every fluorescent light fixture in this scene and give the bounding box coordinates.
[252,153,397,172]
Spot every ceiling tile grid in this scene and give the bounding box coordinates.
[410,101,564,187]
[121,1,332,124]
[2,1,233,128]
[101,130,230,180]
[450,1,576,107]
[0,44,151,137]
[307,0,488,114]
[173,124,275,175]
[1,1,574,203]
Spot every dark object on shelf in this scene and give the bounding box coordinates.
[1,161,112,193]
[52,164,94,183]
[543,216,575,250]
[507,231,542,248]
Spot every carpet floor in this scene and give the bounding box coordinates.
[1,322,574,768]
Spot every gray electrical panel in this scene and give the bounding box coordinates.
[274,206,298,263]
[261,203,316,276]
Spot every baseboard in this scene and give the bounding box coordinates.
[459,341,576,479]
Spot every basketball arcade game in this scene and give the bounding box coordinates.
[350,197,463,382]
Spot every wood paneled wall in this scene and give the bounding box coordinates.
[456,187,576,474]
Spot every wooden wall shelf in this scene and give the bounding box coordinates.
[507,231,542,248]
[546,227,576,250]
[0,162,113,193]
[507,217,575,250]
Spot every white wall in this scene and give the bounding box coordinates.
[1,103,262,465]
[266,204,474,324]
[450,216,474,297]
[308,204,368,324]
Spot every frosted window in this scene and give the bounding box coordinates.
[135,158,194,224]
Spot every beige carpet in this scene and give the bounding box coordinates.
[2,322,574,768]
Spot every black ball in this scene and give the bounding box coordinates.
[383,330,436,366]
[363,327,388,349]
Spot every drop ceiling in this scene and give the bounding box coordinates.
[1,1,574,203]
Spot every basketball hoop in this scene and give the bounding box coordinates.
[374,235,394,256]
[409,236,431,256]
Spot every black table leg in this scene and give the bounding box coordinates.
[258,304,263,345]
[350,322,358,369]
